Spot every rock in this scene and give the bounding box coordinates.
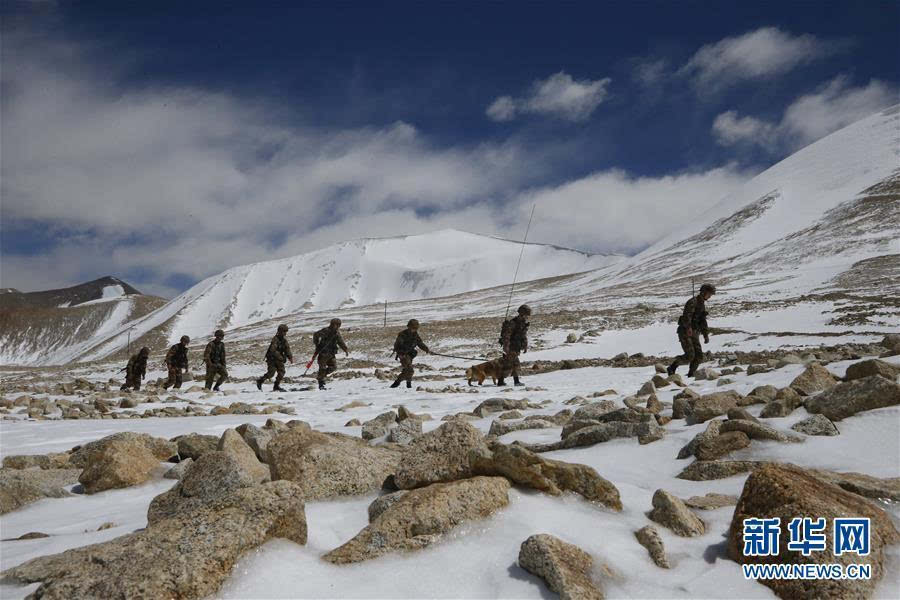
[323,477,510,563]
[16,532,50,540]
[93,398,111,413]
[235,423,273,462]
[572,401,618,421]
[489,418,556,437]
[791,414,839,436]
[637,381,656,396]
[674,388,699,400]
[263,418,288,433]
[881,333,900,352]
[3,453,71,470]
[163,458,193,480]
[0,468,80,514]
[498,410,523,420]
[759,387,804,418]
[719,419,804,443]
[472,398,535,417]
[677,419,723,459]
[612,352,628,360]
[804,468,900,502]
[789,363,837,396]
[728,463,899,600]
[654,364,666,374]
[336,400,368,411]
[553,420,664,451]
[389,418,423,445]
[268,428,400,500]
[677,460,762,481]
[394,421,487,490]
[565,333,578,343]
[694,368,719,380]
[696,431,751,460]
[690,391,742,423]
[747,364,770,376]
[716,378,735,387]
[525,409,573,426]
[174,433,219,461]
[78,440,161,494]
[367,490,409,522]
[645,395,662,414]
[70,432,176,468]
[469,442,621,510]
[218,429,269,483]
[518,534,603,600]
[344,418,361,427]
[805,376,900,420]
[683,492,738,510]
[634,525,669,569]
[648,489,706,537]
[672,397,691,420]
[844,359,900,382]
[726,407,759,423]
[361,411,398,440]
[655,414,672,426]
[2,480,306,599]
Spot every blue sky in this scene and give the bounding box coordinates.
[2,0,898,297]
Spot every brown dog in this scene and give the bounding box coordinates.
[466,360,502,386]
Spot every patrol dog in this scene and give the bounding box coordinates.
[466,360,502,386]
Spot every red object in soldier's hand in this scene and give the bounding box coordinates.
[687,328,694,337]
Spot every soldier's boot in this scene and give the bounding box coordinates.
[496,378,506,386]
[406,380,412,389]
[318,380,327,391]
[213,384,221,392]
[120,383,128,391]
[667,362,678,376]
[273,384,284,392]
[513,376,524,387]
[390,378,402,388]
[255,378,263,391]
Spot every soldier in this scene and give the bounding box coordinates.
[313,318,349,390]
[256,324,293,392]
[668,283,716,377]
[163,335,190,390]
[203,329,228,391]
[391,319,430,388]
[120,346,150,391]
[498,304,531,387]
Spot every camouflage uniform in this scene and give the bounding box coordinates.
[203,338,228,390]
[120,350,149,391]
[163,342,189,389]
[259,333,293,389]
[499,314,529,385]
[393,327,429,384]
[313,325,348,385]
[671,295,709,375]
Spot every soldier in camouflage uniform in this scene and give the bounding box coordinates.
[203,329,228,391]
[120,347,150,391]
[498,304,531,387]
[163,336,190,390]
[391,319,430,389]
[668,283,716,377]
[256,324,293,392]
[313,318,349,390]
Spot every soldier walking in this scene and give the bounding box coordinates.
[498,304,531,387]
[256,324,292,391]
[203,329,228,391]
[391,319,430,389]
[163,336,190,390]
[668,283,716,377]
[120,346,150,391]
[313,318,349,390]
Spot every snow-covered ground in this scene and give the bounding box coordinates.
[2,349,898,599]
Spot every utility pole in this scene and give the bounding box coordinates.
[384,300,387,328]
[127,328,132,355]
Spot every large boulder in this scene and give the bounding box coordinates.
[518,534,603,600]
[677,460,763,481]
[389,418,423,445]
[648,489,706,537]
[267,428,400,500]
[394,421,487,490]
[844,358,900,382]
[791,414,839,436]
[323,476,510,563]
[235,423,273,462]
[789,363,837,396]
[728,463,899,599]
[572,401,618,421]
[805,376,900,420]
[470,442,621,510]
[803,468,900,502]
[0,468,80,514]
[2,453,71,470]
[70,432,176,468]
[489,418,556,437]
[1,480,306,599]
[690,391,742,423]
[361,411,398,440]
[695,431,751,460]
[78,440,161,494]
[472,398,536,417]
[677,419,723,460]
[719,419,804,443]
[218,429,269,484]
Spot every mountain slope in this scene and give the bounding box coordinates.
[0,276,142,310]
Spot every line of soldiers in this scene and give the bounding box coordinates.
[118,285,715,394]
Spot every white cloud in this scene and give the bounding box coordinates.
[681,27,839,91]
[632,58,669,87]
[713,76,898,152]
[486,71,611,122]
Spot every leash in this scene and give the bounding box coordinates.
[428,352,491,362]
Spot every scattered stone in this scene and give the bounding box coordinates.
[645,395,662,414]
[268,428,400,500]
[672,397,691,420]
[16,532,50,540]
[472,398,537,417]
[804,468,900,502]
[719,419,804,443]
[525,409,573,426]
[566,333,578,343]
[344,418,361,427]
[726,408,759,423]
[690,391,742,423]
[637,381,656,396]
[695,431,751,460]
[3,453,71,470]
[394,421,487,490]
[70,432,176,468]
[489,418,556,437]
[805,376,900,421]
[0,468,80,514]
[96,522,116,531]
[789,363,837,396]
[634,525,669,569]
[676,460,762,481]
[612,352,628,360]
[728,463,899,600]
[78,440,161,494]
[791,414,840,436]
[683,493,738,510]
[746,364,770,376]
[880,333,900,352]
[759,387,804,418]
[367,490,409,522]
[648,489,705,537]
[694,368,719,380]
[175,433,219,461]
[590,389,618,397]
[470,442,621,510]
[389,418,423,445]
[323,477,510,564]
[572,401,618,421]
[218,429,269,484]
[677,419,723,460]
[336,400,368,411]
[654,364,666,374]
[844,358,900,382]
[498,410,523,420]
[655,414,672,426]
[163,458,193,480]
[361,411,398,440]
[518,534,603,600]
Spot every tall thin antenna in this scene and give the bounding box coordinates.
[505,204,537,320]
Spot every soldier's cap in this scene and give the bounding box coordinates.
[518,304,532,315]
[330,318,342,327]
[277,324,289,332]
[700,283,717,295]
[214,329,225,338]
[180,335,190,344]
[139,347,150,355]
[407,318,420,329]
